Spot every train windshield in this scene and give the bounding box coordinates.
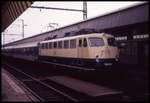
[88,37,104,47]
[107,38,117,46]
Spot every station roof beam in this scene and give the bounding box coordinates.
[1,1,33,32]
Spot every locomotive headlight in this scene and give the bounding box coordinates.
[96,55,99,63]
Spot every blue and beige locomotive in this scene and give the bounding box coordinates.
[2,33,119,69]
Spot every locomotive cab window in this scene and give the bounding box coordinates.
[88,37,104,47]
[107,38,117,46]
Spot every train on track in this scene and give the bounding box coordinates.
[2,33,119,69]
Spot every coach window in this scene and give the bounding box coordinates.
[58,41,62,48]
[54,42,57,48]
[32,47,34,52]
[49,42,52,49]
[44,43,46,49]
[79,39,82,47]
[31,47,33,52]
[23,48,25,53]
[28,48,30,53]
[29,48,32,52]
[70,39,76,48]
[43,43,45,49]
[24,48,26,53]
[83,38,87,47]
[41,44,42,49]
[64,40,69,48]
[29,48,31,52]
[26,48,28,53]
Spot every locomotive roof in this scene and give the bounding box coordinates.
[40,33,114,44]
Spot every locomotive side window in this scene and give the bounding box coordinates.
[42,43,44,49]
[70,39,76,48]
[107,38,117,46]
[64,40,69,48]
[54,42,57,48]
[58,41,62,48]
[79,39,82,47]
[43,43,46,49]
[44,43,46,49]
[88,37,104,47]
[83,38,87,47]
[49,42,52,49]
[45,43,48,49]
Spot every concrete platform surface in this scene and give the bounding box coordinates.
[2,68,38,102]
[48,76,123,97]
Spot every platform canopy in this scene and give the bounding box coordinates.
[1,1,33,32]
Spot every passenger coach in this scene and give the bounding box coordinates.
[3,42,39,61]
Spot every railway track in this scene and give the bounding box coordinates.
[2,62,124,102]
[2,63,79,102]
[2,56,148,101]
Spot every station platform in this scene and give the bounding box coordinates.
[48,76,123,97]
[2,68,38,102]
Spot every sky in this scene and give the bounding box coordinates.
[1,1,145,44]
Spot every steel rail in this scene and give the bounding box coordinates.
[2,68,44,102]
[4,63,79,102]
